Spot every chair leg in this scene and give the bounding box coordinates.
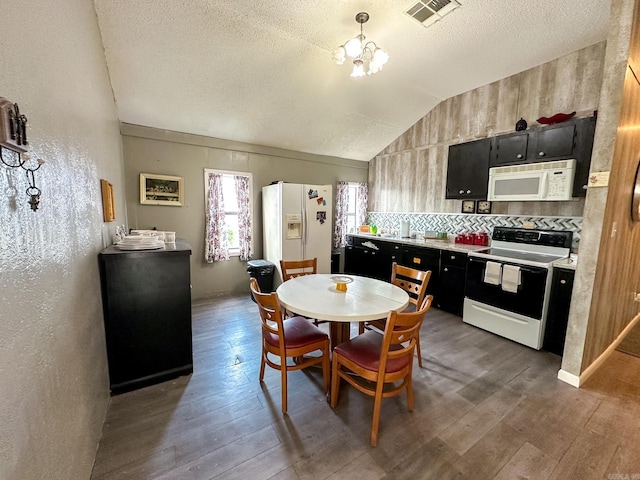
[416,334,423,368]
[281,364,288,414]
[358,322,365,334]
[406,376,414,412]
[330,355,340,407]
[322,343,330,394]
[259,350,266,382]
[371,381,385,447]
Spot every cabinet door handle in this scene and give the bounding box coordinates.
[539,151,545,157]
[560,279,566,284]
[443,267,448,272]
[516,153,523,159]
[466,190,471,194]
[583,185,588,190]
[450,255,455,260]
[459,189,464,194]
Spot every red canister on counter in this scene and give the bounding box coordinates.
[455,234,465,244]
[475,232,488,246]
[465,233,477,245]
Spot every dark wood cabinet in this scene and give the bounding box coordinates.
[344,236,400,281]
[445,138,492,199]
[492,121,577,167]
[532,122,577,160]
[490,117,595,196]
[345,235,472,316]
[543,268,575,356]
[99,240,193,394]
[400,246,440,297]
[493,132,529,166]
[436,251,467,316]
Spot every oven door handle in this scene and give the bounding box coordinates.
[469,257,547,275]
[471,303,529,325]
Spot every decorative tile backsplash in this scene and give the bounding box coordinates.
[366,212,583,250]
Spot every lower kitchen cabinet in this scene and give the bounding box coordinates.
[400,246,440,297]
[98,239,193,394]
[344,237,400,281]
[437,251,467,316]
[345,235,470,316]
[543,268,575,355]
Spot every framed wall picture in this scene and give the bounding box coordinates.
[461,200,476,213]
[476,200,492,214]
[140,173,184,206]
[100,179,115,221]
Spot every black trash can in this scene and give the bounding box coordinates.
[247,259,276,301]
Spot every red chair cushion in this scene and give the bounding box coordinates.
[334,331,410,373]
[264,316,328,349]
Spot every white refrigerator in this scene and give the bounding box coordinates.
[262,182,333,286]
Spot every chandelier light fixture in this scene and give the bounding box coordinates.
[332,12,389,77]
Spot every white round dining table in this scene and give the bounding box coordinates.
[276,274,409,348]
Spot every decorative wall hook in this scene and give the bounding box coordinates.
[0,96,45,211]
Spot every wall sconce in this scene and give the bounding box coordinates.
[0,96,45,211]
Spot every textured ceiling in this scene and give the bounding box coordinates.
[93,0,610,161]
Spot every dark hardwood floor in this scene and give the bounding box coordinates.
[91,294,640,480]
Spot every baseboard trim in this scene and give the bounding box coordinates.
[557,369,580,387]
[558,312,640,388]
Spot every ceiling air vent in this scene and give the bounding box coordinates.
[405,0,461,28]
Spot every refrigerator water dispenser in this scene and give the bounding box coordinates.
[286,214,302,239]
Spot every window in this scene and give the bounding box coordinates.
[221,175,240,251]
[204,169,252,261]
[345,182,359,234]
[334,181,368,248]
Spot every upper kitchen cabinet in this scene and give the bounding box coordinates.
[445,137,492,199]
[490,116,595,196]
[531,122,577,160]
[491,121,577,167]
[493,131,529,165]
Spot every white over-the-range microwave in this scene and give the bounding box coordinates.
[487,159,576,202]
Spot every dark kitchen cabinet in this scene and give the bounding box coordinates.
[344,236,400,281]
[543,268,575,356]
[493,131,529,166]
[446,138,492,199]
[401,246,440,297]
[437,251,468,316]
[531,122,577,160]
[99,240,193,394]
[490,117,595,197]
[345,235,476,316]
[492,121,577,167]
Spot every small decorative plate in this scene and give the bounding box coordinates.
[330,275,354,284]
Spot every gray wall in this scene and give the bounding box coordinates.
[121,124,368,300]
[369,42,606,217]
[0,0,125,478]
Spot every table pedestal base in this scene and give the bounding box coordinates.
[329,322,351,350]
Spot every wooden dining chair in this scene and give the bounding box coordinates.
[280,258,317,281]
[330,295,434,446]
[280,258,322,323]
[361,262,431,367]
[250,277,330,414]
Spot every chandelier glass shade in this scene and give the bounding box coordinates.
[332,12,389,77]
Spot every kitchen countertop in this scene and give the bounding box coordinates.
[552,255,578,271]
[350,233,490,254]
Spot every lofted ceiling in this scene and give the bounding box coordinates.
[93,1,610,161]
